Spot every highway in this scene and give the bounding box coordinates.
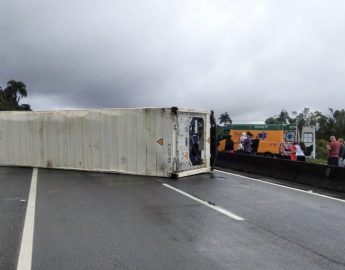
[1,166,345,270]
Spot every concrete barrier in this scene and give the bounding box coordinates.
[215,152,345,193]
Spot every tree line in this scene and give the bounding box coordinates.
[265,108,345,141]
[0,80,31,111]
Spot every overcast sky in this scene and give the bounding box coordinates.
[1,0,345,123]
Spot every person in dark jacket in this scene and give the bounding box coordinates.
[224,135,234,152]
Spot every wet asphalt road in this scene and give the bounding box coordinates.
[1,166,345,270]
[0,168,31,270]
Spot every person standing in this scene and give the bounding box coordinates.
[224,135,234,153]
[290,143,297,161]
[243,132,253,154]
[338,138,345,167]
[294,142,305,161]
[327,136,341,166]
[237,132,247,151]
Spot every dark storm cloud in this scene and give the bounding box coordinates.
[1,0,345,122]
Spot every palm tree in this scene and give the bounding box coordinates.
[3,80,28,106]
[219,112,232,126]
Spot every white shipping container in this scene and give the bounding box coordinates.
[0,107,212,177]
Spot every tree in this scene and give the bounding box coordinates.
[331,109,345,138]
[265,108,332,139]
[4,80,27,104]
[292,108,321,136]
[219,112,232,126]
[0,80,31,111]
[265,109,291,124]
[265,117,282,124]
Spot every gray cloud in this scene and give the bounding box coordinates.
[1,0,345,122]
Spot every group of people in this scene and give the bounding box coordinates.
[289,142,305,161]
[237,132,253,154]
[327,136,345,167]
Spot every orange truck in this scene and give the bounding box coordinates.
[218,124,315,158]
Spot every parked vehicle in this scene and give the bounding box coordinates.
[218,124,315,158]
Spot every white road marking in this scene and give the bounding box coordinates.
[162,183,244,221]
[215,169,345,204]
[17,168,38,270]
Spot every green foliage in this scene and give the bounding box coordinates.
[0,80,31,111]
[265,109,291,124]
[315,139,328,160]
[265,108,345,141]
[316,109,345,140]
[307,157,327,165]
[218,112,232,126]
[265,117,281,124]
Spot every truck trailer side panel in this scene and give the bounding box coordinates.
[0,108,211,177]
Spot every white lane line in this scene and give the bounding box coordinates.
[162,183,244,221]
[17,168,38,270]
[215,169,345,204]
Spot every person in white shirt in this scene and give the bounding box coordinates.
[294,142,305,161]
[237,132,247,151]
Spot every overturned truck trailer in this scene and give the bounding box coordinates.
[0,107,217,177]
